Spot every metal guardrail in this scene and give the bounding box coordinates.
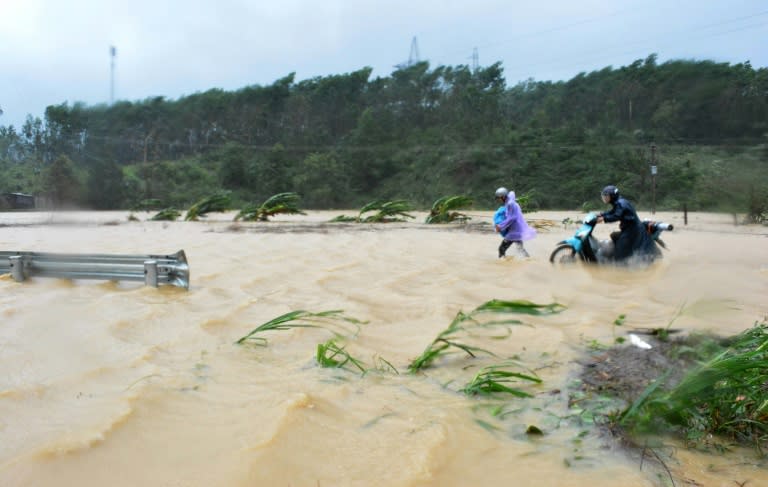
[0,250,189,289]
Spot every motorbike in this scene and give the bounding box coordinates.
[549,213,673,266]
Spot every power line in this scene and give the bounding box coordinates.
[502,12,768,80]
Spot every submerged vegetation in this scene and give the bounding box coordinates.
[184,192,231,221]
[619,321,768,451]
[316,339,367,374]
[150,208,181,221]
[461,361,542,397]
[330,200,416,223]
[425,195,473,223]
[234,192,305,221]
[233,300,767,478]
[408,299,566,373]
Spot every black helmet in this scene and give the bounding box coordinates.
[601,185,619,201]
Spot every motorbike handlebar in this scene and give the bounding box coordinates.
[657,222,673,231]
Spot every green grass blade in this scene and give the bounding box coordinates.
[235,309,365,345]
[473,299,566,316]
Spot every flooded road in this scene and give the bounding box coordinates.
[1,210,766,486]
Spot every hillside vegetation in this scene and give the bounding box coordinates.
[1,54,766,219]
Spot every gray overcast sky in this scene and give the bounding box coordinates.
[1,0,766,129]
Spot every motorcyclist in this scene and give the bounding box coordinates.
[596,185,656,262]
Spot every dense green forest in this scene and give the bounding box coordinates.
[1,54,766,219]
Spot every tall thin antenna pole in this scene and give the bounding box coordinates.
[110,45,116,105]
[394,36,420,70]
[408,36,420,65]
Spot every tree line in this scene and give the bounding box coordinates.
[1,54,766,218]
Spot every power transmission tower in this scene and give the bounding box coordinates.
[395,36,420,70]
[110,45,117,105]
[471,47,479,72]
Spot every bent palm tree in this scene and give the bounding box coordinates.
[425,195,473,223]
[358,200,414,223]
[185,192,231,221]
[150,208,181,221]
[235,192,306,221]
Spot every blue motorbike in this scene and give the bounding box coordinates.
[549,213,673,265]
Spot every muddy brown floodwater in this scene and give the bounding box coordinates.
[0,210,766,486]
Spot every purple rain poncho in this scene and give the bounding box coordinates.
[496,191,536,241]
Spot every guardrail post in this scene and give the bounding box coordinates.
[144,260,158,287]
[9,255,25,282]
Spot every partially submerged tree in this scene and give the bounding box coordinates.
[331,200,416,223]
[357,200,414,223]
[234,192,305,221]
[425,195,473,223]
[185,191,231,221]
[150,208,181,221]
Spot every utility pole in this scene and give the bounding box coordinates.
[650,143,658,214]
[110,45,117,105]
[683,160,690,225]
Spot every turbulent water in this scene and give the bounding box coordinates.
[0,210,766,487]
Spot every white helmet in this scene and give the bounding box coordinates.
[495,187,509,199]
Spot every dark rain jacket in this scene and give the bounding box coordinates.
[600,196,656,261]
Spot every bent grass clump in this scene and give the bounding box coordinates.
[408,299,566,373]
[316,339,367,374]
[461,361,542,397]
[315,339,399,376]
[620,320,768,451]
